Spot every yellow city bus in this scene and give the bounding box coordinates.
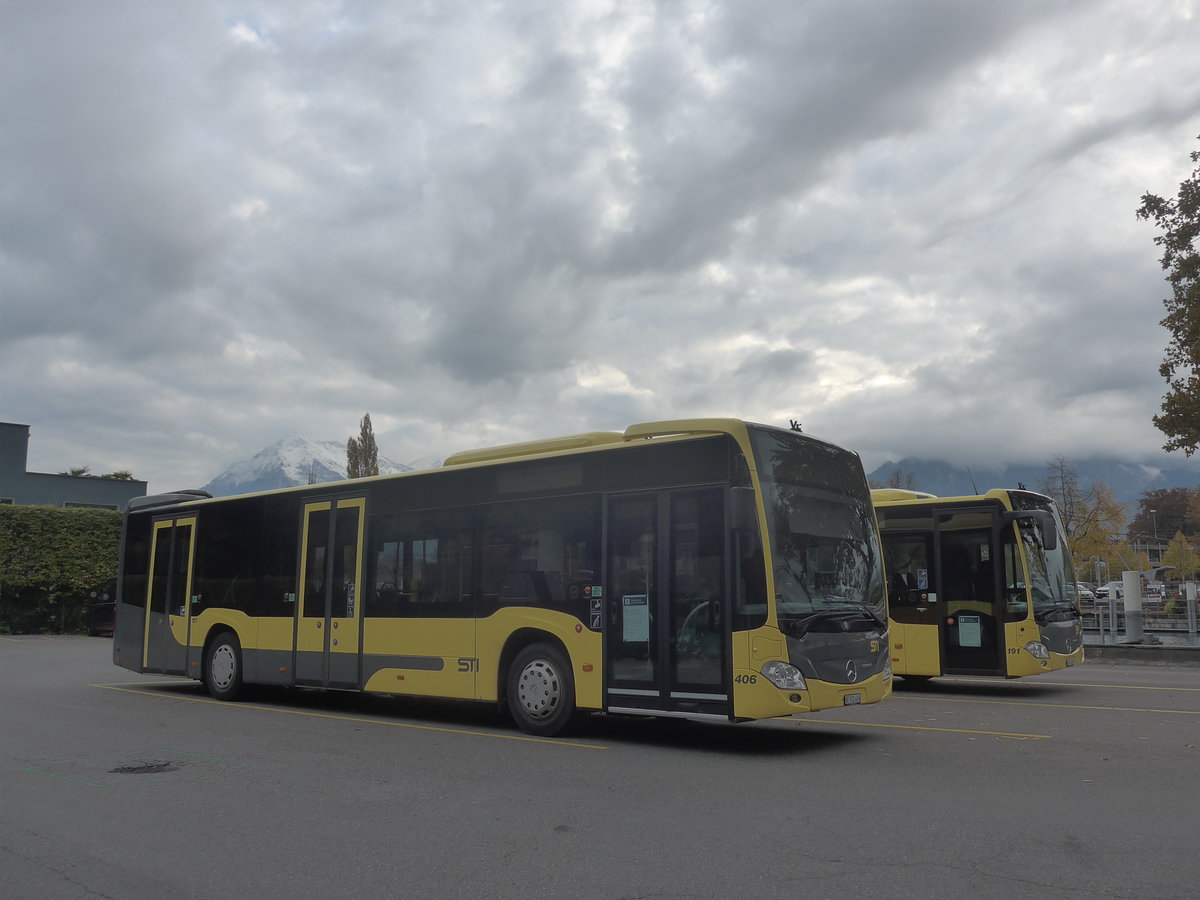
[872,488,1084,681]
[113,419,892,735]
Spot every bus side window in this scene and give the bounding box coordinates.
[481,496,600,621]
[366,510,474,618]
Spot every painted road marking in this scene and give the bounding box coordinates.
[94,682,608,750]
[896,695,1200,715]
[795,719,1050,740]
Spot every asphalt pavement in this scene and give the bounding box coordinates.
[3,635,1198,899]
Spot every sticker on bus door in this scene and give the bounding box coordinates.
[958,614,982,648]
[622,594,649,642]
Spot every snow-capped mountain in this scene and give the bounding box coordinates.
[201,435,416,498]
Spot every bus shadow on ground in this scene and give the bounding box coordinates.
[142,679,863,755]
[572,714,864,755]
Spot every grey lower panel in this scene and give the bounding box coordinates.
[244,648,293,686]
[239,650,448,689]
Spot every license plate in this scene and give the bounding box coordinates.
[843,693,862,706]
[1066,659,1074,666]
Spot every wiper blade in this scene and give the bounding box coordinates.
[783,606,885,638]
[824,600,887,630]
[783,610,849,638]
[1035,606,1081,625]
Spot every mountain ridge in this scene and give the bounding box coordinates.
[866,455,1200,510]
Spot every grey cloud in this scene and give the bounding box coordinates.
[2,1,1197,490]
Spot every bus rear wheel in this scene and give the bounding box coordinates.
[204,631,244,701]
[507,643,575,737]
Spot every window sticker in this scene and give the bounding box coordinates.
[917,569,929,590]
[958,614,982,648]
[622,594,650,642]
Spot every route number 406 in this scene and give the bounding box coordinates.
[734,674,758,685]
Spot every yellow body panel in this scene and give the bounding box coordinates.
[188,609,257,647]
[361,618,475,699]
[359,610,604,708]
[254,617,294,652]
[889,622,941,677]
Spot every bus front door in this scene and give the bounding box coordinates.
[937,521,1004,675]
[605,488,729,721]
[142,516,196,675]
[296,498,365,688]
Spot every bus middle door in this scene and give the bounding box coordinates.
[296,498,365,688]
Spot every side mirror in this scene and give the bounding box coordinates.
[1001,510,1058,551]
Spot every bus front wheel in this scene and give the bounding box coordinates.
[204,631,244,701]
[507,643,576,737]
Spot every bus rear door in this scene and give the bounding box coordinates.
[142,516,196,675]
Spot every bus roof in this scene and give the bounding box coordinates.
[871,487,1053,508]
[441,418,762,467]
[131,418,769,512]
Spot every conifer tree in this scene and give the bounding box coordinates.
[346,413,379,478]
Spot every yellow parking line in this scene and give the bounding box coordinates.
[796,719,1049,740]
[896,695,1200,715]
[93,682,607,749]
[1005,680,1200,693]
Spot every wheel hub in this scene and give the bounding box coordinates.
[517,659,560,719]
[211,645,236,689]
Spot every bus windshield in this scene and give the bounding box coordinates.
[748,427,885,631]
[1011,492,1079,624]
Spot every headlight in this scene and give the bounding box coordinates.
[883,657,893,681]
[761,660,807,690]
[1024,641,1050,660]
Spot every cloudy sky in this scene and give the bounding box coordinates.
[3,1,1199,493]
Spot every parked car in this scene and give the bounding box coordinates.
[86,590,115,637]
[1094,581,1125,601]
[1074,584,1095,602]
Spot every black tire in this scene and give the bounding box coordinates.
[506,642,576,737]
[204,631,244,701]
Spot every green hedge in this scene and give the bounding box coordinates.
[0,505,122,634]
